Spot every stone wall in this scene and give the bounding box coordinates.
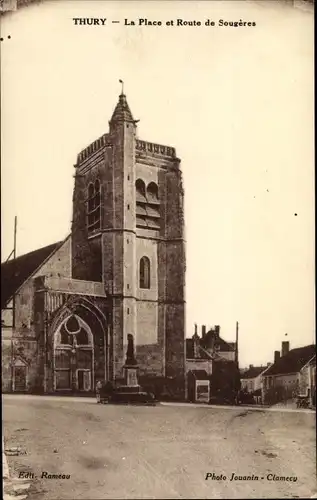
[299,365,310,395]
[72,149,108,282]
[136,302,158,345]
[14,237,71,333]
[2,339,12,392]
[165,303,185,379]
[274,373,299,388]
[136,238,158,302]
[136,343,164,377]
[1,238,71,392]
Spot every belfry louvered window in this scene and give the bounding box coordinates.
[87,179,101,233]
[135,179,160,230]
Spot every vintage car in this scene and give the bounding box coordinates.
[100,381,156,405]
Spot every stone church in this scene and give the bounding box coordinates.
[1,91,186,397]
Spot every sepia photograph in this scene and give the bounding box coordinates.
[1,0,315,498]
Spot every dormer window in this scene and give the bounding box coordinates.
[87,179,101,233]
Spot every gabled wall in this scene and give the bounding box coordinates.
[1,237,71,392]
[13,237,71,334]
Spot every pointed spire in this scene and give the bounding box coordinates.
[110,81,135,125]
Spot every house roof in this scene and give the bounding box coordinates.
[241,366,267,380]
[300,354,316,372]
[201,330,236,352]
[186,338,211,360]
[263,345,316,377]
[1,241,63,309]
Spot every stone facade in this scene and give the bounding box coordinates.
[1,92,186,397]
[240,364,272,394]
[299,356,316,406]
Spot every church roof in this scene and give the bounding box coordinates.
[110,94,135,124]
[1,241,63,309]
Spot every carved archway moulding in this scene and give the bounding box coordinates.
[48,295,108,341]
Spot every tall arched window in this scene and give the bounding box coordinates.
[87,179,101,233]
[139,256,151,289]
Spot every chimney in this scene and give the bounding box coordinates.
[249,364,254,369]
[274,350,280,363]
[194,323,198,336]
[215,325,220,337]
[202,325,206,338]
[281,341,290,357]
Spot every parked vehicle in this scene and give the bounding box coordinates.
[99,381,156,405]
[296,395,310,408]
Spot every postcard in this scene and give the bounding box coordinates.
[1,0,315,498]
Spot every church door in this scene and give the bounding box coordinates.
[54,315,94,393]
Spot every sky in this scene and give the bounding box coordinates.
[1,0,314,368]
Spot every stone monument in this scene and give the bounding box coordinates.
[123,334,139,388]
[110,334,155,404]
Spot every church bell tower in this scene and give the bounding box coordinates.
[71,84,186,395]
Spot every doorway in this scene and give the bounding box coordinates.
[13,366,27,392]
[77,369,91,391]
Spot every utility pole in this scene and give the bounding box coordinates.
[9,216,17,391]
[12,216,17,329]
[235,321,239,367]
[235,321,241,397]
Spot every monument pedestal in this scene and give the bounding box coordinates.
[112,365,155,404]
[124,365,139,388]
[110,334,155,404]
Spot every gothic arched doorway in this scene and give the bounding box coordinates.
[53,314,94,392]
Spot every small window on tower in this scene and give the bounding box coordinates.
[87,179,101,234]
[139,256,150,289]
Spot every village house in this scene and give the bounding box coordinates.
[240,364,272,394]
[186,324,238,374]
[261,341,316,405]
[185,323,240,401]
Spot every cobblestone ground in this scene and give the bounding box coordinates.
[2,395,316,499]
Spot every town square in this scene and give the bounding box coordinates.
[3,394,316,499]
